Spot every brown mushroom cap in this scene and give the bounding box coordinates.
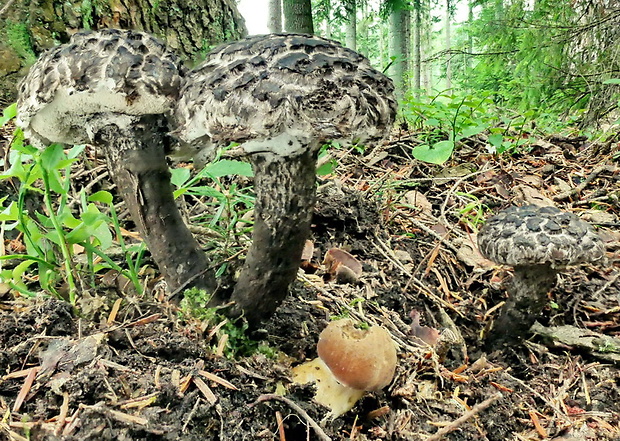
[317,319,397,391]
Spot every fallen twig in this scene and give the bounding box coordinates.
[553,165,616,201]
[426,392,503,441]
[250,394,332,441]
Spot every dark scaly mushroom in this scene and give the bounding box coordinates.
[173,34,396,327]
[478,205,604,347]
[17,29,216,295]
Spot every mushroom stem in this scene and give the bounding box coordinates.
[490,264,557,346]
[223,149,317,327]
[95,115,218,294]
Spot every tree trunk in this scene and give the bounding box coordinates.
[282,0,314,34]
[324,1,332,38]
[422,0,432,93]
[0,0,247,105]
[445,0,452,90]
[413,0,422,99]
[345,0,357,51]
[388,4,409,100]
[268,0,283,33]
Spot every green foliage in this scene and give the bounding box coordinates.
[170,156,254,274]
[402,91,535,164]
[455,193,489,231]
[180,287,275,358]
[81,0,94,29]
[449,0,616,126]
[5,22,37,64]
[0,106,143,301]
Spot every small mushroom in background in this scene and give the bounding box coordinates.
[292,318,398,418]
[300,240,320,274]
[173,34,396,327]
[323,248,363,284]
[478,205,605,348]
[16,29,217,295]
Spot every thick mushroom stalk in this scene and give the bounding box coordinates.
[478,205,604,347]
[173,34,396,326]
[16,29,216,294]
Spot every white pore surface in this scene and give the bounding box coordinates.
[237,132,308,157]
[28,86,170,145]
[177,108,310,159]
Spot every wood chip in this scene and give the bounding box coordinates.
[193,377,217,404]
[198,370,239,390]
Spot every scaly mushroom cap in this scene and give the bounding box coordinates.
[478,205,604,268]
[17,29,184,147]
[172,33,396,161]
[317,319,397,391]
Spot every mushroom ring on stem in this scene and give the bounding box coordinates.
[16,29,217,295]
[173,34,396,327]
[478,205,604,347]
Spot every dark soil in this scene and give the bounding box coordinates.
[1,129,619,440]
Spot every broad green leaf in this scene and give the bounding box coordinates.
[412,140,455,165]
[488,134,504,148]
[316,158,337,176]
[0,201,19,222]
[170,167,191,188]
[602,78,620,85]
[40,144,66,172]
[0,103,17,127]
[460,124,488,138]
[205,160,253,178]
[89,191,114,205]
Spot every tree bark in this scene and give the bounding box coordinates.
[445,0,452,90]
[282,0,314,34]
[268,0,283,33]
[413,0,422,99]
[0,0,247,105]
[388,4,409,100]
[345,0,357,51]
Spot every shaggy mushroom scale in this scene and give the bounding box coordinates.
[478,205,604,346]
[17,29,216,294]
[173,34,396,326]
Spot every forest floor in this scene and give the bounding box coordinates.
[0,126,619,441]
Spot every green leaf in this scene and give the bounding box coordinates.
[602,79,620,85]
[205,160,253,177]
[40,144,66,172]
[186,186,226,199]
[0,103,17,127]
[460,124,488,138]
[170,167,191,188]
[0,201,19,222]
[316,158,337,176]
[67,144,86,159]
[488,134,504,148]
[89,191,114,205]
[412,140,455,165]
